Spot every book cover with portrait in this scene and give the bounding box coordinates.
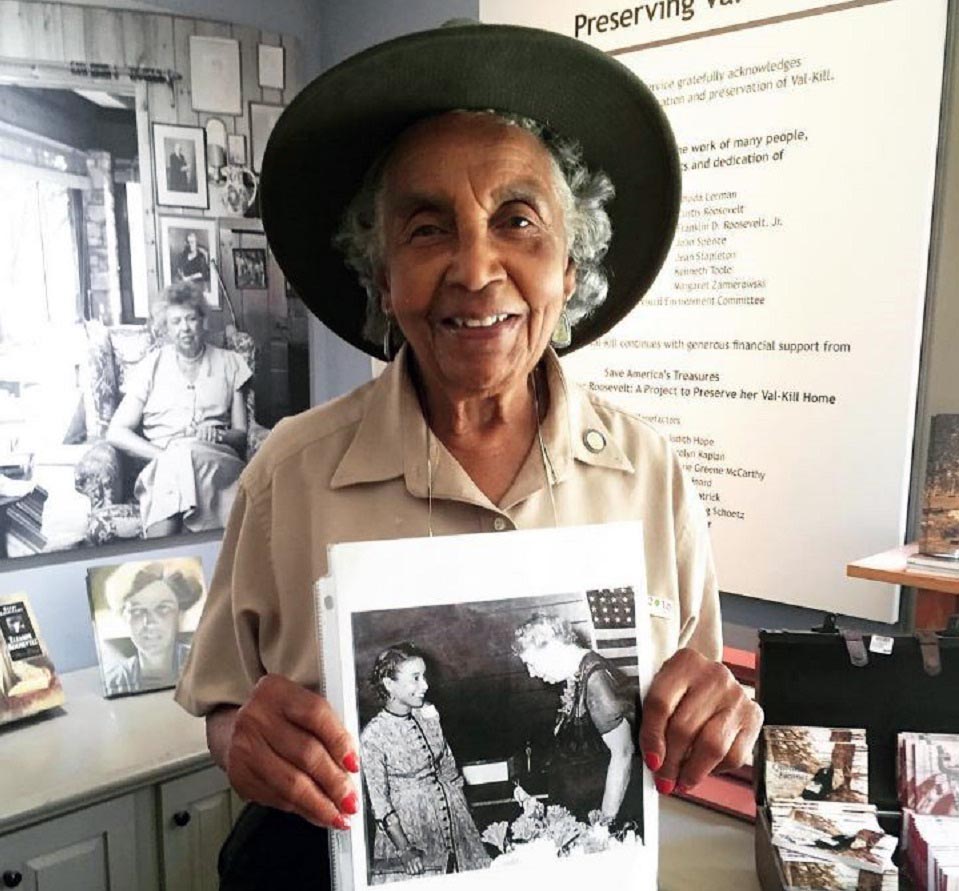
[86,557,207,698]
[0,593,64,725]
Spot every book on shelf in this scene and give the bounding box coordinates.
[0,594,64,725]
[905,552,959,576]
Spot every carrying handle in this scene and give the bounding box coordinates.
[915,630,942,676]
[841,630,869,667]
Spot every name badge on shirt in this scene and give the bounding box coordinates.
[647,594,673,619]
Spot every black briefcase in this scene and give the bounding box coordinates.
[754,617,959,891]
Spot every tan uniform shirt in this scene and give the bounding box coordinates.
[175,348,721,717]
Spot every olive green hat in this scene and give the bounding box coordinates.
[260,23,680,359]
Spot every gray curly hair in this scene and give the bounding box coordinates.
[332,110,616,351]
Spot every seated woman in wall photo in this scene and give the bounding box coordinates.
[360,642,490,882]
[106,282,252,538]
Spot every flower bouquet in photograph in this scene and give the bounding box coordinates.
[482,784,640,867]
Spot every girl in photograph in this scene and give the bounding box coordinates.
[360,642,490,882]
[106,282,251,537]
[513,614,641,828]
[104,562,203,695]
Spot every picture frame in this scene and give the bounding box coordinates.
[227,133,247,166]
[258,43,285,90]
[189,35,242,115]
[152,123,208,209]
[158,215,219,307]
[250,102,284,173]
[233,247,268,289]
[86,558,207,698]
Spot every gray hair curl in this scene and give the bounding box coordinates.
[332,110,615,351]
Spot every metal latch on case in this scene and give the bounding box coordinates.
[841,630,869,667]
[915,630,942,677]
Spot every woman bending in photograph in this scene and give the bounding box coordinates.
[106,282,252,537]
[360,643,490,882]
[513,614,641,828]
[104,562,203,695]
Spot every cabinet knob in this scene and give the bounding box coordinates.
[2,872,23,888]
[173,810,192,828]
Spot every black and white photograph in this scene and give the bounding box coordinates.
[227,133,247,166]
[153,123,208,209]
[250,102,284,173]
[86,557,207,697]
[319,525,657,891]
[233,247,268,289]
[258,43,285,90]
[0,14,307,565]
[189,35,242,115]
[159,216,218,306]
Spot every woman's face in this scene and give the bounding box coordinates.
[377,113,576,400]
[123,580,180,658]
[383,656,428,709]
[165,303,205,356]
[520,640,569,684]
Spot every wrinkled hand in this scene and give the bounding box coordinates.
[400,846,426,876]
[639,648,763,794]
[225,674,359,829]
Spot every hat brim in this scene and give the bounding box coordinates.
[260,24,680,360]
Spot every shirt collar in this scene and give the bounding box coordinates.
[330,345,634,501]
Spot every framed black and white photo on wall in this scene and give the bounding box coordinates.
[158,215,219,307]
[153,123,208,209]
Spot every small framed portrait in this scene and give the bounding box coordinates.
[250,102,284,173]
[190,35,242,115]
[153,123,208,209]
[258,43,285,90]
[227,133,247,166]
[87,558,207,698]
[233,247,267,289]
[158,216,219,307]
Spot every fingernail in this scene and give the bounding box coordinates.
[333,815,351,831]
[677,783,693,794]
[340,791,359,815]
[655,777,676,795]
[644,752,663,772]
[343,752,360,773]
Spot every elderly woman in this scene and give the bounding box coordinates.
[513,614,641,828]
[174,23,762,889]
[106,282,252,538]
[103,562,203,696]
[360,643,489,881]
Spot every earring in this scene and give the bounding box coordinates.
[550,308,572,349]
[382,316,395,361]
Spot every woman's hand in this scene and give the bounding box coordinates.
[399,846,426,876]
[639,648,763,794]
[195,421,223,443]
[209,675,360,829]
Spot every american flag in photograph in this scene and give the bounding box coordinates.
[586,587,638,679]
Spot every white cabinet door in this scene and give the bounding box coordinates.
[0,796,137,891]
[159,765,236,891]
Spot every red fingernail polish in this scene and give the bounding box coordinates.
[343,752,360,773]
[340,791,359,815]
[655,777,676,795]
[334,815,351,831]
[644,752,663,772]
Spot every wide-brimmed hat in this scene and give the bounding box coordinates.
[260,23,680,359]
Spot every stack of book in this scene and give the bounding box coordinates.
[764,726,899,890]
[899,732,959,889]
[905,552,959,577]
[4,484,48,555]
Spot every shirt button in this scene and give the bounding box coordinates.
[492,516,508,531]
[584,429,607,453]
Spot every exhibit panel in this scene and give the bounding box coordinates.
[481,0,951,621]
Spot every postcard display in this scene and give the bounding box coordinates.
[317,523,658,891]
[755,626,959,891]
